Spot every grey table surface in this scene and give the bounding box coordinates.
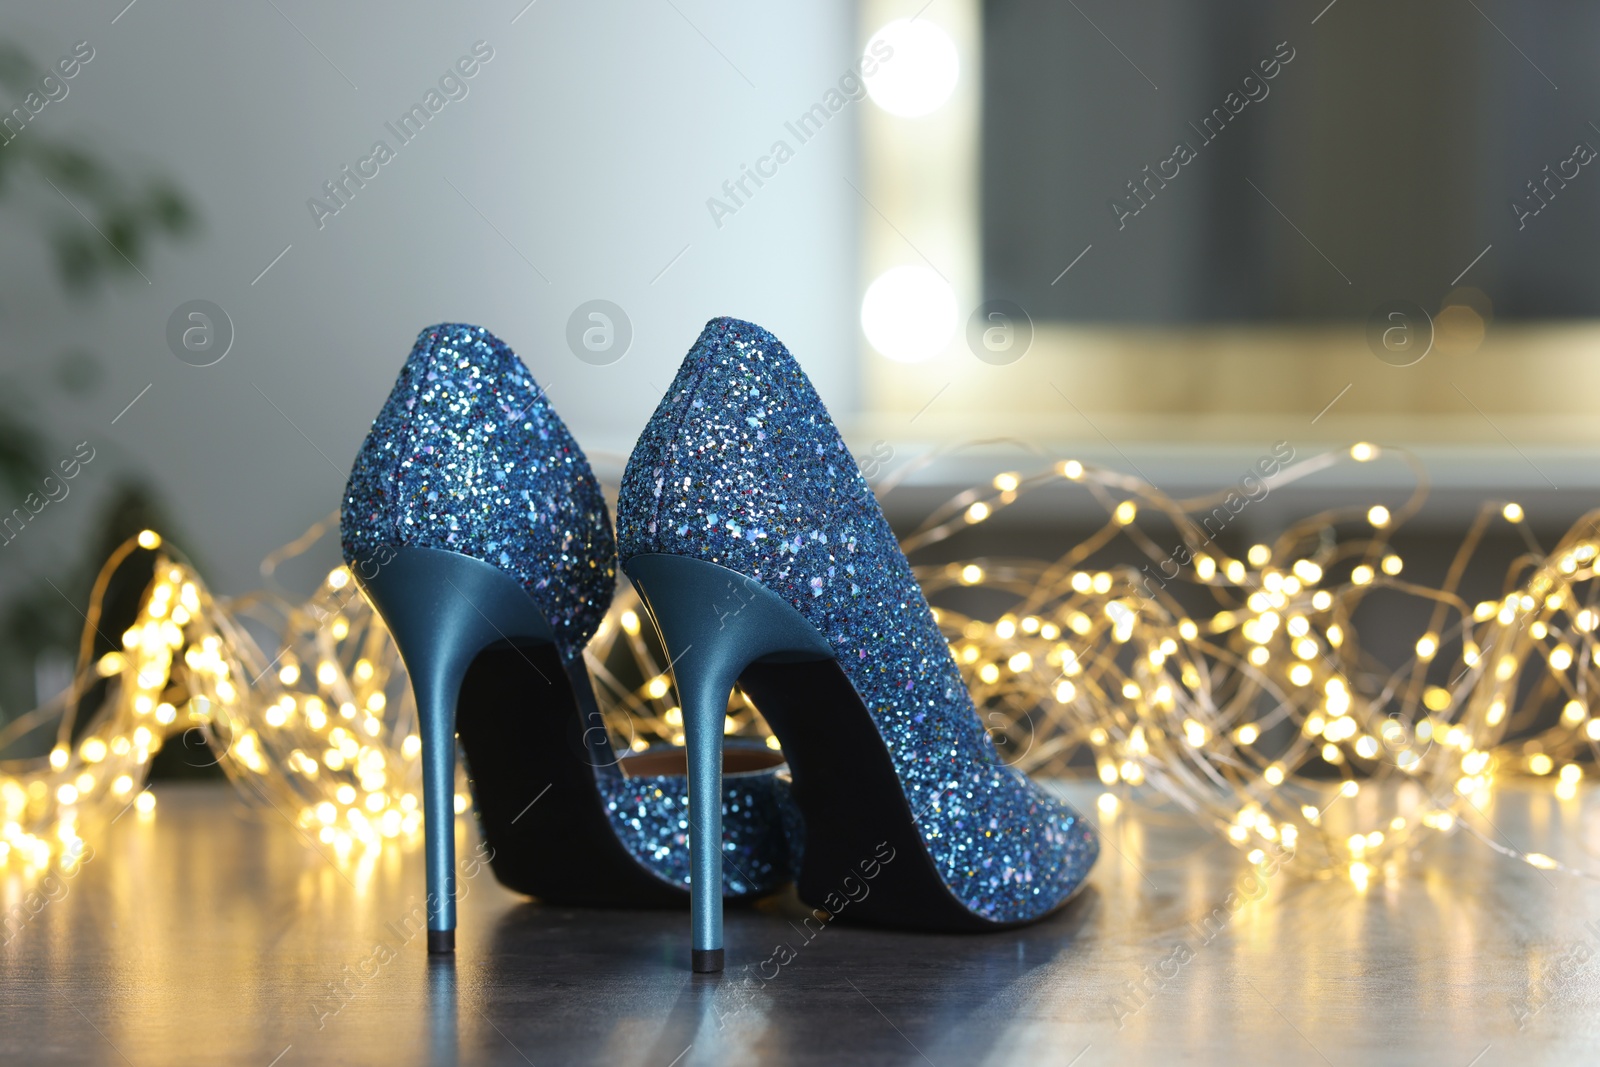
[0,779,1595,1066]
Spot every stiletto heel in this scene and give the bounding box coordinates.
[340,323,801,953]
[356,546,556,954]
[617,318,1099,969]
[625,555,831,973]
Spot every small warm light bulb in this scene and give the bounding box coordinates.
[863,19,960,117]
[1367,505,1390,528]
[861,265,957,364]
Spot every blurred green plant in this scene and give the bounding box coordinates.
[0,37,197,736]
[0,39,195,288]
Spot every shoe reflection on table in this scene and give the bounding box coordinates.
[473,881,1096,1065]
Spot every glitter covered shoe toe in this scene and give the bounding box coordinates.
[618,318,1098,969]
[340,324,797,954]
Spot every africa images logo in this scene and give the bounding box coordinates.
[1106,41,1296,231]
[306,42,494,230]
[704,37,894,229]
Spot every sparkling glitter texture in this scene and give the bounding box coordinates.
[341,322,797,899]
[618,317,1098,923]
[341,323,614,662]
[600,743,801,897]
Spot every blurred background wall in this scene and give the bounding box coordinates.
[0,1,861,628]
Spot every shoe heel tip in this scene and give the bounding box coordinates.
[692,949,724,973]
[428,930,456,955]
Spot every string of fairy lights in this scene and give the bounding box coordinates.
[0,442,1595,890]
[914,444,1599,883]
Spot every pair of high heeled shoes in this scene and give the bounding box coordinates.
[341,318,1099,973]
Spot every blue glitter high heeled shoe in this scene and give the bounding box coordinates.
[618,317,1099,973]
[341,323,797,954]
